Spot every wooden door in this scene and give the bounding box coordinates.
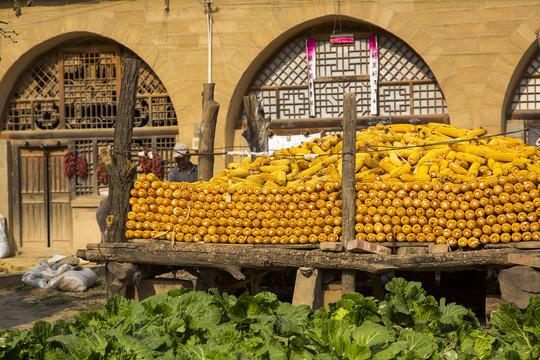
[19,148,71,252]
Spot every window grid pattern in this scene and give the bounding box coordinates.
[64,51,118,129]
[4,46,177,131]
[246,30,447,125]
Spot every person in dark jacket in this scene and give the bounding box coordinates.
[168,143,198,183]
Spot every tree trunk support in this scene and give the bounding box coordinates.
[100,56,141,295]
[341,92,357,294]
[198,83,220,181]
[242,95,270,158]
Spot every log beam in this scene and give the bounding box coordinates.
[78,242,522,274]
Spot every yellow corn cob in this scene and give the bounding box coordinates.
[487,158,497,170]
[326,164,340,179]
[403,133,425,145]
[299,161,324,177]
[428,164,439,176]
[260,172,277,181]
[229,168,250,178]
[415,164,429,176]
[467,162,481,177]
[417,147,446,166]
[501,162,516,171]
[320,136,339,152]
[311,144,325,155]
[448,162,468,175]
[356,173,379,183]
[379,160,397,174]
[438,168,452,178]
[363,157,380,169]
[322,154,340,166]
[428,133,454,143]
[385,124,416,133]
[337,160,343,177]
[439,159,449,171]
[260,165,289,173]
[388,151,403,167]
[288,147,308,155]
[245,174,262,181]
[454,152,487,165]
[520,146,538,158]
[400,173,431,182]
[452,144,487,157]
[331,141,343,154]
[276,170,287,186]
[209,176,228,183]
[434,125,468,138]
[484,150,516,162]
[354,155,367,172]
[388,163,412,178]
[297,160,310,169]
[492,162,503,176]
[264,180,280,188]
[407,151,422,165]
[511,158,529,170]
[445,151,456,161]
[290,162,300,174]
[270,159,291,166]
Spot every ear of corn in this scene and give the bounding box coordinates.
[385,124,416,133]
[484,150,516,162]
[454,152,487,165]
[260,165,290,173]
[435,125,468,138]
[229,168,250,178]
[407,151,422,165]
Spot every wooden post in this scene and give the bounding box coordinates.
[242,95,269,158]
[198,83,220,182]
[342,92,357,294]
[100,56,141,244]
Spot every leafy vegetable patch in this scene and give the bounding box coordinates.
[1,278,539,359]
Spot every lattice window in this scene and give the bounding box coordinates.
[246,28,448,129]
[505,50,540,143]
[4,45,177,131]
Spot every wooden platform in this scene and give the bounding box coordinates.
[77,241,540,274]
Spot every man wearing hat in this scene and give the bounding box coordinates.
[168,143,198,183]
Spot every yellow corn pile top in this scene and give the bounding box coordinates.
[126,123,540,249]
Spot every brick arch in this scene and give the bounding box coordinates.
[0,15,181,122]
[498,22,540,136]
[225,14,450,156]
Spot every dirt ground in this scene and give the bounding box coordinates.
[0,256,107,331]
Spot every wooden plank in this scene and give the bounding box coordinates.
[346,239,392,255]
[79,242,518,273]
[342,92,356,247]
[507,253,540,268]
[319,242,343,252]
[485,242,540,250]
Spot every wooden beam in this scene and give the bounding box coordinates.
[198,83,220,182]
[78,242,519,274]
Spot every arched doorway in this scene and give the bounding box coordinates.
[505,47,540,146]
[2,38,178,253]
[237,23,448,138]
